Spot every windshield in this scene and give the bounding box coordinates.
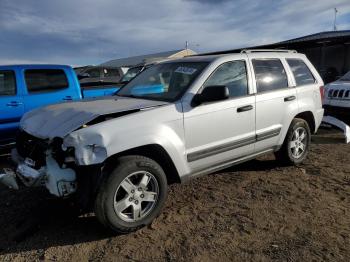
[120,66,144,83]
[117,62,209,102]
[339,71,350,81]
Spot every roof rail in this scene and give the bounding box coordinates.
[241,49,297,54]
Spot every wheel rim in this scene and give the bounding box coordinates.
[289,127,307,159]
[113,171,159,222]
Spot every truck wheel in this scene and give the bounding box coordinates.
[95,155,168,233]
[275,118,311,165]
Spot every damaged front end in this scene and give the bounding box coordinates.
[0,96,168,198]
[0,130,78,197]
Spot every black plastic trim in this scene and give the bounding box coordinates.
[187,127,281,162]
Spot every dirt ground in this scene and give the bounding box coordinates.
[0,127,349,262]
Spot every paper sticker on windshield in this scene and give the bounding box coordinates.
[175,66,197,75]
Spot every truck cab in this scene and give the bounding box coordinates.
[0,65,82,146]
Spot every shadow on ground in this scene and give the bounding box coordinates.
[0,186,116,255]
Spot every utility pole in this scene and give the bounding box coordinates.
[333,7,338,31]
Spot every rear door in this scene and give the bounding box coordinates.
[286,58,322,125]
[22,68,78,113]
[0,70,24,143]
[249,57,298,152]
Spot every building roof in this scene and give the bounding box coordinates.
[197,30,350,56]
[101,49,196,67]
[276,30,350,44]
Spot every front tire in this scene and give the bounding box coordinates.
[275,118,311,165]
[95,155,168,233]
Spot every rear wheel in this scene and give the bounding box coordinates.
[95,155,168,233]
[275,118,311,165]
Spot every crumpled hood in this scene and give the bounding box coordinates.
[20,96,168,139]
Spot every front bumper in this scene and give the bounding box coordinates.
[0,168,19,190]
[323,105,350,124]
[0,149,77,197]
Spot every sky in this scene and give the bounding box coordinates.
[0,0,350,66]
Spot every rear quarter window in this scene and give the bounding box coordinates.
[287,59,316,86]
[252,59,288,93]
[0,70,16,96]
[25,69,69,93]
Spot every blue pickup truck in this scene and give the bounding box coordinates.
[0,64,120,147]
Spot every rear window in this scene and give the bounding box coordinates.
[287,59,316,86]
[25,69,69,93]
[0,70,16,96]
[85,68,100,78]
[252,59,288,93]
[104,68,120,77]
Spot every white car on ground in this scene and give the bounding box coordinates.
[324,71,350,119]
[1,50,324,233]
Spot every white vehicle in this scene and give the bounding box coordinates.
[0,50,324,233]
[323,71,350,118]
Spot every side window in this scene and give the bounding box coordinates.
[104,68,120,78]
[203,61,248,98]
[252,59,288,93]
[85,68,100,78]
[25,69,69,93]
[287,59,316,86]
[0,70,16,96]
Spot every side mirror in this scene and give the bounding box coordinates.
[192,85,229,106]
[77,73,90,80]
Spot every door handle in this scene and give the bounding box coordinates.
[284,96,296,102]
[237,105,253,113]
[63,96,73,101]
[6,101,22,107]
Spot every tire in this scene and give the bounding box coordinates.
[275,118,311,165]
[95,155,168,233]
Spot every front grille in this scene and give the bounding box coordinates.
[16,130,49,168]
[328,89,350,99]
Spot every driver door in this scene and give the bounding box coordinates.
[183,60,256,173]
[0,70,24,144]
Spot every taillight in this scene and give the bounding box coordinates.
[319,86,325,103]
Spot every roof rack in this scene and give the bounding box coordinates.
[240,49,297,54]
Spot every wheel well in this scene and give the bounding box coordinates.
[295,111,316,133]
[104,144,181,185]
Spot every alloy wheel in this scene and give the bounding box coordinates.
[113,171,159,222]
[289,127,307,159]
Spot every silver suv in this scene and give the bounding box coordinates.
[1,50,324,233]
